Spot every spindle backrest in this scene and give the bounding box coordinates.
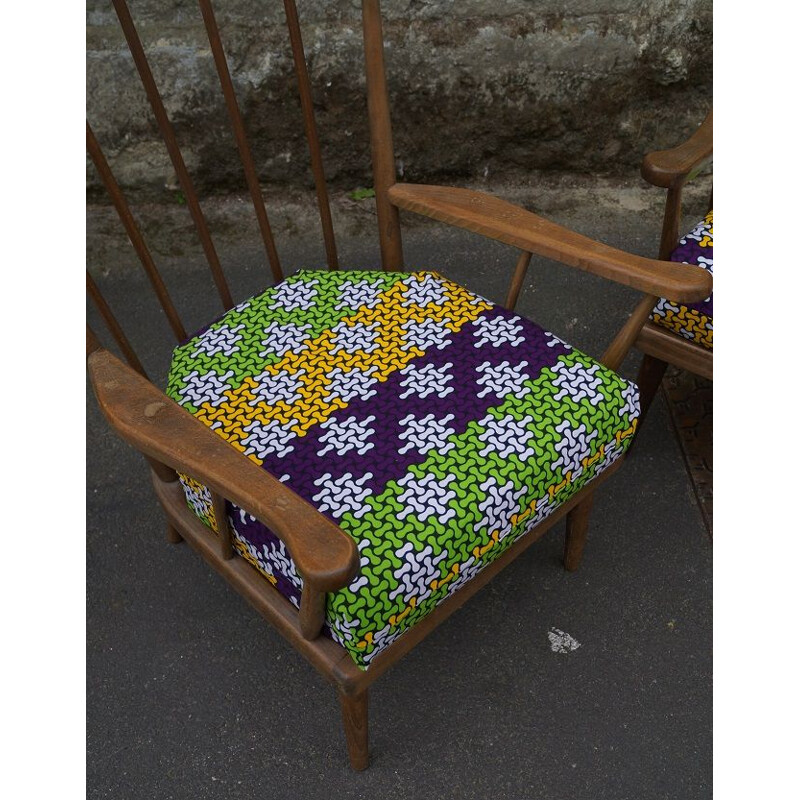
[87,0,709,379]
[88,0,354,373]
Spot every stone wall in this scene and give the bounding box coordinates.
[87,0,712,198]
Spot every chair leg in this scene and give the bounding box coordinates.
[338,689,369,770]
[564,493,594,572]
[635,353,669,426]
[166,523,183,544]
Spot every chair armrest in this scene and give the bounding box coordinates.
[388,183,712,302]
[641,110,713,189]
[87,346,360,593]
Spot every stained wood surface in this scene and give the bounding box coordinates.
[504,250,533,310]
[362,0,404,270]
[142,405,625,699]
[88,346,359,592]
[635,321,713,380]
[659,187,684,260]
[338,690,369,770]
[388,184,712,303]
[600,293,658,372]
[641,110,713,189]
[152,474,362,689]
[634,352,670,423]
[299,586,327,641]
[210,490,234,560]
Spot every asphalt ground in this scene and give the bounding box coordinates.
[87,178,712,799]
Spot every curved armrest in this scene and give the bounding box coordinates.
[388,183,712,302]
[88,346,360,593]
[641,110,713,189]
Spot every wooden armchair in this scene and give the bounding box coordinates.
[634,112,713,419]
[87,0,712,770]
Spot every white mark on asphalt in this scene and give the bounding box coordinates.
[548,627,582,653]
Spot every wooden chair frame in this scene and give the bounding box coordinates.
[87,0,712,769]
[634,111,713,419]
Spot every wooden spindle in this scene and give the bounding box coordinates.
[299,585,327,640]
[505,250,532,310]
[87,122,187,342]
[86,271,149,377]
[362,0,404,271]
[659,186,682,260]
[112,0,234,310]
[600,293,658,372]
[210,490,234,560]
[284,0,339,270]
[198,0,283,284]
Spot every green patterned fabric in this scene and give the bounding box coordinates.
[166,270,640,668]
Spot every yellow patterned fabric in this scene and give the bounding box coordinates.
[651,211,713,349]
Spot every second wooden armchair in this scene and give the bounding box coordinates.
[634,111,713,419]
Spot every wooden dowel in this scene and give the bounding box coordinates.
[86,270,149,377]
[600,293,658,372]
[659,186,682,260]
[505,250,532,310]
[284,0,339,270]
[299,585,326,640]
[112,0,234,310]
[362,0,404,271]
[87,124,187,342]
[198,0,283,284]
[210,490,234,560]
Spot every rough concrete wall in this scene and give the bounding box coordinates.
[87,0,712,198]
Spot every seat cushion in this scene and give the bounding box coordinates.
[166,269,640,669]
[651,210,713,349]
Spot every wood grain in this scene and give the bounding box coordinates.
[635,321,713,380]
[388,183,712,303]
[641,110,713,189]
[362,0,404,270]
[338,690,369,770]
[88,345,360,592]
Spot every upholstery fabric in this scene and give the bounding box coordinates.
[166,270,640,669]
[651,210,713,349]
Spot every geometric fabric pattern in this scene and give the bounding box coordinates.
[166,270,640,669]
[651,210,713,349]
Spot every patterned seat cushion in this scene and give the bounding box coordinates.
[166,270,640,669]
[651,210,713,349]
